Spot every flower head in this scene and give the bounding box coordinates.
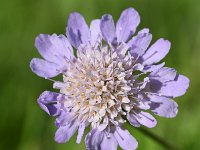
[30,8,189,150]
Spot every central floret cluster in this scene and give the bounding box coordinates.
[58,44,141,130]
[30,8,189,150]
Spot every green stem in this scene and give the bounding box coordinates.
[137,127,178,150]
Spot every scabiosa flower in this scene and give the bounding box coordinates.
[30,8,189,150]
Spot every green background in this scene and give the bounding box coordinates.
[0,0,199,149]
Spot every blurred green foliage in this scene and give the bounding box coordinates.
[0,0,199,149]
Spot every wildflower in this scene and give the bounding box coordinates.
[30,8,189,150]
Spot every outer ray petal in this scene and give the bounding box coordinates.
[66,12,90,49]
[149,67,177,82]
[134,111,157,128]
[90,19,101,48]
[30,58,61,78]
[85,129,104,150]
[116,8,140,42]
[142,38,171,65]
[159,75,190,98]
[55,121,79,143]
[148,95,178,118]
[85,129,118,150]
[129,28,152,58]
[37,91,61,116]
[35,34,73,64]
[76,122,86,144]
[114,127,138,150]
[127,113,141,127]
[100,132,118,150]
[100,14,116,44]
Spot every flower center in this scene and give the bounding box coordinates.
[59,44,139,129]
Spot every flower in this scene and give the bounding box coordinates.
[30,8,189,150]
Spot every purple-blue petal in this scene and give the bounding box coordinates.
[30,58,61,78]
[143,62,165,73]
[35,34,73,64]
[159,74,190,98]
[127,113,141,127]
[116,8,140,42]
[114,127,138,150]
[85,129,118,150]
[76,122,86,144]
[100,132,118,150]
[66,12,90,49]
[141,38,171,65]
[55,121,78,143]
[129,28,152,58]
[90,19,101,47]
[85,129,104,150]
[37,91,61,116]
[148,95,178,118]
[149,67,177,82]
[133,111,157,128]
[55,110,76,127]
[100,14,117,44]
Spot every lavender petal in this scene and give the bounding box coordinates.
[148,95,178,118]
[116,8,140,42]
[149,67,177,82]
[143,62,165,73]
[66,12,90,49]
[134,111,157,128]
[35,34,73,64]
[90,19,101,48]
[55,121,78,143]
[100,132,118,150]
[30,58,61,78]
[76,122,86,144]
[127,113,141,127]
[129,28,152,58]
[159,74,190,98]
[85,129,104,150]
[142,38,171,65]
[100,14,116,44]
[37,91,61,116]
[114,127,138,150]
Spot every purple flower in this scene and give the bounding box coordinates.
[30,8,189,150]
